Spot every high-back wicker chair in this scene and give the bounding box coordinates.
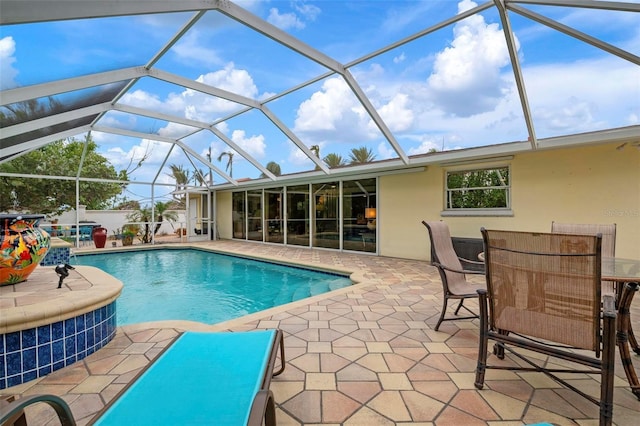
[421,221,486,331]
[476,229,617,426]
[551,222,616,296]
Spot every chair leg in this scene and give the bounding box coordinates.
[453,299,464,315]
[475,290,488,390]
[435,297,449,331]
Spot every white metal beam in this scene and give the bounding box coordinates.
[0,67,145,105]
[508,4,640,65]
[0,125,92,158]
[2,103,112,139]
[494,0,537,149]
[217,0,345,74]
[509,0,640,13]
[0,0,222,25]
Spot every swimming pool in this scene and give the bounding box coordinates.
[72,248,352,325]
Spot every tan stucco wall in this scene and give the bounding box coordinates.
[216,191,233,239]
[379,142,640,260]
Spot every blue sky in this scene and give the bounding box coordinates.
[1,0,639,203]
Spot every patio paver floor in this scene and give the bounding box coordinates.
[2,240,639,425]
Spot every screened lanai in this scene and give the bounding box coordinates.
[1,0,639,252]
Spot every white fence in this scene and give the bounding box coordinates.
[44,206,187,238]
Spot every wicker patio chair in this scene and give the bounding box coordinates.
[421,221,486,331]
[476,229,617,426]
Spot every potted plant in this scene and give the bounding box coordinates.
[121,225,138,246]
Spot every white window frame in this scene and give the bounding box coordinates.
[441,164,513,217]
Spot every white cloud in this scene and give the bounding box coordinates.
[0,37,19,90]
[427,0,516,116]
[268,8,305,30]
[172,30,223,67]
[294,77,380,142]
[231,129,266,158]
[120,63,260,123]
[375,93,414,132]
[267,2,320,30]
[393,52,406,64]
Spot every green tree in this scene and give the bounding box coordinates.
[348,146,376,164]
[310,145,321,171]
[125,201,179,243]
[0,136,125,215]
[167,164,190,208]
[260,161,282,178]
[447,168,509,208]
[323,153,346,168]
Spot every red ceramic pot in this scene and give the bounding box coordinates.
[92,227,108,248]
[0,214,51,286]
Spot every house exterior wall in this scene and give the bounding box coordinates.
[216,191,233,239]
[379,142,640,260]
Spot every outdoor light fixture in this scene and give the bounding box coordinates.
[55,263,75,289]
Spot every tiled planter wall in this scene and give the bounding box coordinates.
[0,302,117,389]
[41,246,71,266]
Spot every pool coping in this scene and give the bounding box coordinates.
[0,266,123,334]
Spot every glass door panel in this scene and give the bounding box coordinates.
[286,184,309,247]
[232,192,246,239]
[265,187,284,244]
[247,190,263,241]
[342,178,376,253]
[313,182,340,249]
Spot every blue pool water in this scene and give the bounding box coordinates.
[72,249,351,325]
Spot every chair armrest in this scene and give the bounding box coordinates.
[0,394,76,426]
[602,294,616,318]
[247,390,276,426]
[458,257,484,266]
[433,262,484,275]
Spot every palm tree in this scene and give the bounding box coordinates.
[126,201,179,243]
[348,146,376,164]
[217,151,234,177]
[310,145,321,171]
[323,153,346,169]
[260,161,282,178]
[167,164,190,208]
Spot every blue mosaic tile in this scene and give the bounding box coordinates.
[1,301,117,389]
[52,340,65,363]
[6,352,21,374]
[38,345,52,367]
[64,318,75,336]
[23,370,37,382]
[6,332,20,352]
[7,375,21,387]
[64,336,76,356]
[87,330,95,348]
[37,324,52,345]
[77,331,86,350]
[52,321,63,338]
[76,315,85,332]
[22,348,36,371]
[21,329,36,349]
[86,313,94,328]
[0,334,4,353]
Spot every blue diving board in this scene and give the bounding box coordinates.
[91,330,285,426]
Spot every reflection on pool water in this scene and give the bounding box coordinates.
[72,249,352,325]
